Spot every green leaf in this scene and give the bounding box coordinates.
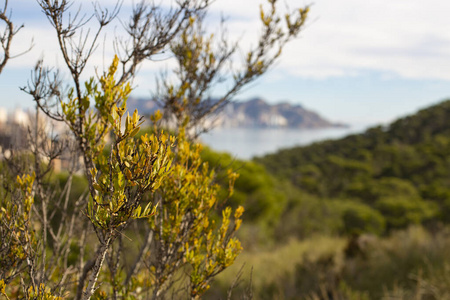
[81,97,90,111]
[93,183,102,192]
[129,126,140,138]
[88,197,93,216]
[143,201,152,216]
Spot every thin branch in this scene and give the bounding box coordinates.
[0,0,30,73]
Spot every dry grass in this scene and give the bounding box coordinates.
[209,235,346,298]
[207,226,450,300]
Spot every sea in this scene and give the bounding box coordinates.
[200,124,372,160]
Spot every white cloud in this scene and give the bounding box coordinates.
[211,0,450,81]
[6,0,450,82]
[277,0,450,80]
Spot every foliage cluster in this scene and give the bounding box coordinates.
[0,0,309,298]
[0,58,245,299]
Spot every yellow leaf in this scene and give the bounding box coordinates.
[93,183,102,192]
[234,206,244,219]
[150,110,163,123]
[125,169,132,180]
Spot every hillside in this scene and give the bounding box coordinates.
[127,97,344,129]
[203,99,450,299]
[256,99,450,233]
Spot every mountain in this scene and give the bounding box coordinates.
[217,98,345,128]
[127,98,159,114]
[127,97,345,129]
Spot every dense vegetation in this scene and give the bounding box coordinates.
[256,99,450,236]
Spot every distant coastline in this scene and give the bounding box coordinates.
[200,124,368,160]
[127,97,347,130]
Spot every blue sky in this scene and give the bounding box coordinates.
[2,0,450,126]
